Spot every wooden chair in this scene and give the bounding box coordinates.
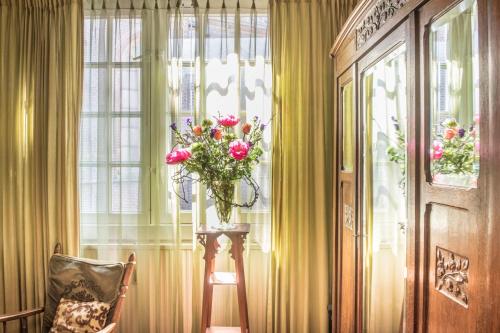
[0,243,136,333]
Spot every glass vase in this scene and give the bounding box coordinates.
[212,181,236,230]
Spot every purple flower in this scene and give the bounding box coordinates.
[210,128,217,138]
[458,128,466,138]
[170,123,177,131]
[185,118,192,126]
[248,141,254,147]
[260,124,266,131]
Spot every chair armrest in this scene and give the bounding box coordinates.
[0,307,44,323]
[98,323,117,333]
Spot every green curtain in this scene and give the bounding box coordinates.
[270,0,358,331]
[0,1,83,331]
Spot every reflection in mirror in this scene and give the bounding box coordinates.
[362,44,407,333]
[429,0,479,187]
[342,82,354,171]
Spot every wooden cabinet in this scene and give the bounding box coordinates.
[330,0,500,331]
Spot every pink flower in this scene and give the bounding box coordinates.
[474,114,480,124]
[431,140,444,160]
[218,115,240,127]
[229,140,250,160]
[165,148,191,165]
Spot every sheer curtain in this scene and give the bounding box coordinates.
[80,1,271,332]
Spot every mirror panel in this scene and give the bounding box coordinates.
[342,82,355,171]
[429,0,479,188]
[362,44,407,333]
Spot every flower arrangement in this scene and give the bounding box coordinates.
[386,116,406,193]
[165,114,266,228]
[430,117,479,181]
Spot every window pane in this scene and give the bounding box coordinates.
[80,166,107,213]
[205,13,236,60]
[429,0,479,188]
[112,18,142,62]
[84,18,107,63]
[83,67,108,113]
[241,164,271,211]
[112,68,141,113]
[181,67,195,112]
[80,116,107,162]
[112,167,142,213]
[112,117,141,162]
[240,14,269,61]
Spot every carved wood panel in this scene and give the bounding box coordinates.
[435,246,469,308]
[344,204,354,230]
[356,0,409,49]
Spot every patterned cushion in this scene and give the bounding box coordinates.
[43,254,125,332]
[49,298,110,333]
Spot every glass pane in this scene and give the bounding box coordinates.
[82,67,107,113]
[112,117,141,162]
[429,0,479,188]
[112,18,142,62]
[84,18,107,63]
[205,13,236,60]
[362,44,407,333]
[111,167,142,213]
[181,67,195,112]
[342,81,354,171]
[112,68,141,113]
[80,166,107,213]
[80,116,107,162]
[240,14,270,61]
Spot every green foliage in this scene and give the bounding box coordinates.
[430,119,479,176]
[386,116,407,192]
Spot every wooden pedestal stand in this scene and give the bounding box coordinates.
[196,223,250,333]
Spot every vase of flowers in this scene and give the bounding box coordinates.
[430,117,480,187]
[165,114,266,229]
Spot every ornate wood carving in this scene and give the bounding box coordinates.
[356,0,409,49]
[344,204,354,230]
[435,247,469,308]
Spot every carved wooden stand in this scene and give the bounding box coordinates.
[196,224,250,333]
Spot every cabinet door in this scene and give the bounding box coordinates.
[335,69,357,333]
[418,0,486,331]
[358,23,409,333]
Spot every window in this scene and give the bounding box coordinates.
[80,11,272,245]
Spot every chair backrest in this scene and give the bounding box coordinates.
[42,244,136,333]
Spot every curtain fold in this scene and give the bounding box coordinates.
[0,0,83,332]
[270,0,357,331]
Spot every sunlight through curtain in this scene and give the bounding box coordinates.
[80,1,271,332]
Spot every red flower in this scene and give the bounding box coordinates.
[165,149,191,165]
[229,140,250,160]
[214,129,222,140]
[217,115,240,127]
[444,128,456,140]
[193,125,203,136]
[242,123,252,134]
